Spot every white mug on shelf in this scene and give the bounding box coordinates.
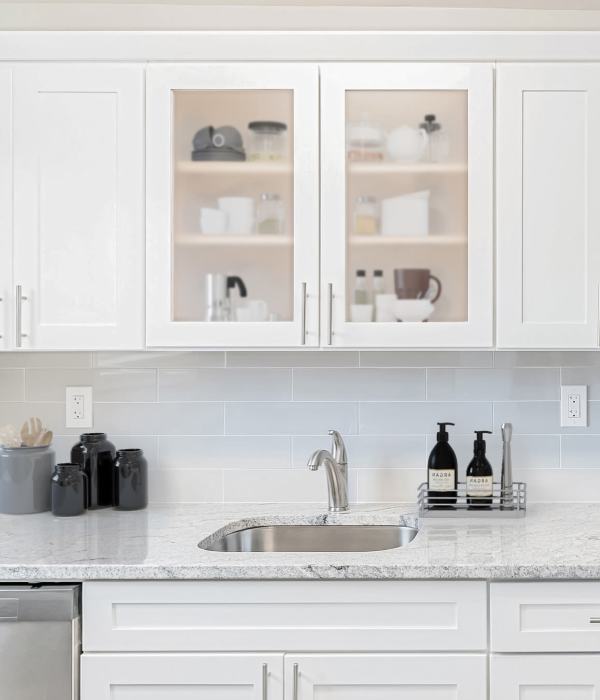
[217,196,255,235]
[350,304,374,322]
[236,299,269,322]
[199,207,227,235]
[375,294,397,322]
[393,299,435,322]
[385,125,429,163]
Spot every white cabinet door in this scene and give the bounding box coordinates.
[497,64,600,348]
[321,63,493,348]
[12,64,144,350]
[0,67,11,349]
[492,654,600,699]
[146,63,319,348]
[82,653,284,700]
[286,654,486,700]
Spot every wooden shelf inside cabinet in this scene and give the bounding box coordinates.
[350,235,467,246]
[176,161,293,176]
[348,162,467,176]
[177,234,293,247]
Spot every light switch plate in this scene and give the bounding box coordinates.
[66,386,93,429]
[561,384,587,427]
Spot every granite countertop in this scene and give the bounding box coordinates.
[0,502,595,581]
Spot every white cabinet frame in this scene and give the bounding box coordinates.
[0,67,12,350]
[320,63,494,348]
[146,63,320,348]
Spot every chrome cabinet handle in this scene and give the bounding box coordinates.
[15,285,28,348]
[262,663,268,700]
[327,283,333,346]
[590,618,600,623]
[292,663,299,700]
[300,282,307,346]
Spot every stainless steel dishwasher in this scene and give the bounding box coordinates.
[0,584,80,699]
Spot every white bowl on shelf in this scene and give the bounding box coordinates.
[393,299,435,322]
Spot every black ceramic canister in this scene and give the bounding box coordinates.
[71,433,116,509]
[51,463,87,517]
[113,449,148,511]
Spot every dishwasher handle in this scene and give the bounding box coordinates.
[0,585,80,622]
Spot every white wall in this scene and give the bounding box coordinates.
[2,350,600,505]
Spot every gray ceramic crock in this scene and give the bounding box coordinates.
[0,446,55,514]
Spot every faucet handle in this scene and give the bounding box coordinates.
[329,429,347,465]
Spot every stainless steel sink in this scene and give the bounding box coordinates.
[201,524,418,553]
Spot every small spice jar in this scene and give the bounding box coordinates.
[113,449,148,511]
[71,433,116,509]
[256,193,285,235]
[51,463,87,517]
[353,196,379,236]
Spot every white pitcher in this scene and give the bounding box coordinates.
[386,126,429,163]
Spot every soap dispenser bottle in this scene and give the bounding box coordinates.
[466,430,493,510]
[427,422,457,509]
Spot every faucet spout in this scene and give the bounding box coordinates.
[307,436,349,513]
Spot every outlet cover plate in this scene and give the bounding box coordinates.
[66,386,93,429]
[561,384,587,427]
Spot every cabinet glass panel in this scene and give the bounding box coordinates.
[346,90,468,324]
[172,90,294,323]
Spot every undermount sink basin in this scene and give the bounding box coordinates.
[201,524,419,553]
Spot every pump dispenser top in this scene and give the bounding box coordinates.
[436,422,455,441]
[473,430,492,451]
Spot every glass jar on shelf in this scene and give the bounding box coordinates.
[353,195,379,236]
[347,119,384,161]
[256,193,285,235]
[247,121,287,161]
[420,114,450,163]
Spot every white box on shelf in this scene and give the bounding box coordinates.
[381,190,430,237]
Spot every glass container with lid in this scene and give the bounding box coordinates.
[353,195,379,236]
[248,121,287,161]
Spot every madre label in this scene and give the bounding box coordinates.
[466,475,493,497]
[429,468,455,492]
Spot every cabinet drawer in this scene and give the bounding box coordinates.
[83,580,487,652]
[491,582,600,652]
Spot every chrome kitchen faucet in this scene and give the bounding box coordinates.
[307,430,349,513]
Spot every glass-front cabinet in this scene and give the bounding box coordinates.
[321,63,494,347]
[146,64,319,347]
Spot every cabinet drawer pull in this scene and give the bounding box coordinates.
[293,663,299,700]
[262,663,268,700]
[15,285,28,348]
[590,618,600,624]
[301,282,307,345]
[327,283,333,346]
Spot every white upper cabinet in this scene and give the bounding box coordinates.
[12,64,145,350]
[146,63,320,348]
[497,64,600,348]
[320,63,494,348]
[0,68,11,350]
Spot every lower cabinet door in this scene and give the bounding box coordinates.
[81,653,284,699]
[492,654,600,698]
[285,654,486,700]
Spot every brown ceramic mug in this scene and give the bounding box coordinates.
[393,268,442,302]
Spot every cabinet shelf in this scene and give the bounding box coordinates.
[176,161,293,176]
[348,162,467,175]
[177,233,293,247]
[350,235,467,246]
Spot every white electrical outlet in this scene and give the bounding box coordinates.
[66,386,93,429]
[561,384,587,427]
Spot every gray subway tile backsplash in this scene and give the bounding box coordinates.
[0,350,598,503]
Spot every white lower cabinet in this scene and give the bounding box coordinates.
[491,654,600,699]
[286,654,487,700]
[81,653,284,699]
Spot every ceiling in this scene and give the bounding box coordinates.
[5,0,600,5]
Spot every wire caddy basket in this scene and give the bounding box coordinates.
[417,481,526,518]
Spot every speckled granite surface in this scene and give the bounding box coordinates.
[0,502,596,581]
